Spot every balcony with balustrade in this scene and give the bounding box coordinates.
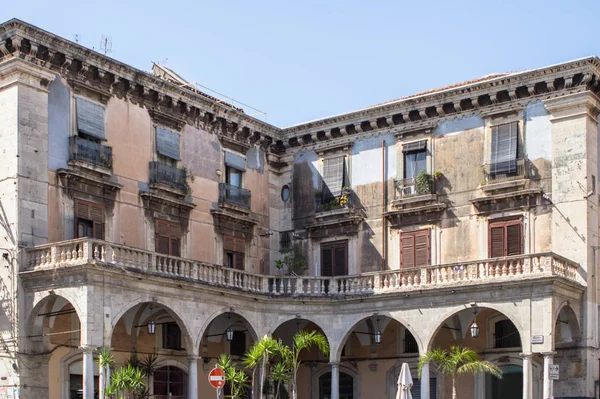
[388,174,446,223]
[218,183,251,209]
[149,162,188,194]
[23,238,585,299]
[68,135,113,173]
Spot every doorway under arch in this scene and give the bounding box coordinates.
[153,365,187,399]
[319,371,354,399]
[486,364,523,399]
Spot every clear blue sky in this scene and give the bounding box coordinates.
[3,1,600,127]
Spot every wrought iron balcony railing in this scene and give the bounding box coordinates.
[149,162,187,192]
[219,183,251,208]
[25,238,583,298]
[69,136,113,169]
[482,158,529,186]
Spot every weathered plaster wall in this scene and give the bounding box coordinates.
[47,76,70,171]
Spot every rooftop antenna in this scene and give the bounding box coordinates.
[100,35,112,55]
[73,34,80,44]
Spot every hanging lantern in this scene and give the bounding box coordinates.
[374,330,382,345]
[470,321,479,338]
[147,320,156,335]
[226,327,234,342]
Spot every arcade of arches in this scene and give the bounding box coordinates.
[22,287,582,399]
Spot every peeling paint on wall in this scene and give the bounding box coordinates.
[351,134,396,186]
[525,100,552,161]
[47,76,70,171]
[247,147,265,173]
[436,115,484,136]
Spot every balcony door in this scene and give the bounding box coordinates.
[75,199,104,240]
[224,235,245,270]
[155,219,181,257]
[321,240,348,277]
[488,217,522,258]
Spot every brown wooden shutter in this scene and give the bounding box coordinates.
[171,238,181,257]
[75,201,90,219]
[401,233,415,269]
[334,246,347,276]
[506,224,521,256]
[489,226,505,258]
[414,230,430,267]
[234,253,244,270]
[157,236,170,254]
[224,235,235,251]
[322,248,333,277]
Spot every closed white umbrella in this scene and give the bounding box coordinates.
[396,363,413,399]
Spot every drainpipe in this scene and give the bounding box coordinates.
[382,140,386,271]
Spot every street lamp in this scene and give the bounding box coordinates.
[470,309,479,338]
[147,320,156,335]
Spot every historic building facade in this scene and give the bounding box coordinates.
[0,18,598,399]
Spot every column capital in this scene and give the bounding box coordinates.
[187,355,200,362]
[79,345,97,353]
[541,351,556,359]
[519,352,533,359]
[329,361,340,367]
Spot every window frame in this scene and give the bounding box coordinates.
[224,234,245,270]
[321,155,348,204]
[400,229,431,269]
[488,216,522,258]
[489,121,519,177]
[74,199,104,240]
[155,219,182,257]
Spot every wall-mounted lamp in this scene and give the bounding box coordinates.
[226,327,234,342]
[147,320,156,335]
[470,309,479,338]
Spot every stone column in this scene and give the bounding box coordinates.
[99,363,106,399]
[542,351,555,399]
[520,352,533,399]
[420,361,430,399]
[82,346,95,399]
[331,362,340,399]
[188,355,199,399]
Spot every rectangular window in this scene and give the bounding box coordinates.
[322,156,346,203]
[321,240,348,277]
[400,229,430,268]
[224,235,245,270]
[490,122,518,176]
[75,199,104,239]
[489,217,522,258]
[162,322,181,350]
[76,98,105,140]
[155,219,181,257]
[403,141,427,179]
[230,331,246,356]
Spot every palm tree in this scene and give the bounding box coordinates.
[270,360,291,399]
[289,330,329,399]
[244,335,278,398]
[106,364,147,399]
[418,346,502,399]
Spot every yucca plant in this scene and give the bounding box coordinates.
[217,353,250,399]
[418,346,502,399]
[243,335,278,398]
[288,331,329,399]
[106,364,147,399]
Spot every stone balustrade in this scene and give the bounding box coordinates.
[24,239,584,297]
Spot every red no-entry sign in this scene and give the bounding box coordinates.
[208,367,226,389]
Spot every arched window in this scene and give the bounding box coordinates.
[153,366,187,398]
[494,319,521,348]
[319,371,354,399]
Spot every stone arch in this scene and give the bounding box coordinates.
[423,303,526,352]
[108,300,195,353]
[268,315,332,344]
[554,303,581,346]
[196,307,261,346]
[333,312,424,361]
[154,358,189,373]
[26,294,82,352]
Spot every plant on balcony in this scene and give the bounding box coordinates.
[416,170,433,194]
[433,170,443,181]
[217,353,250,399]
[418,346,502,399]
[181,167,195,195]
[275,244,307,276]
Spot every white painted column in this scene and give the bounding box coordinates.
[99,363,105,399]
[188,355,199,399]
[331,362,340,399]
[521,352,533,399]
[420,361,430,399]
[473,371,484,399]
[542,351,555,399]
[82,346,95,399]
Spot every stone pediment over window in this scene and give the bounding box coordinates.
[306,208,363,238]
[57,164,122,193]
[211,204,257,237]
[140,188,196,212]
[470,188,541,214]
